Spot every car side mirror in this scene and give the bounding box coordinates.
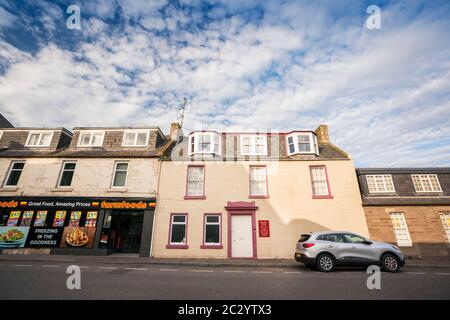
[363,240,372,245]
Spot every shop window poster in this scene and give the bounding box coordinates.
[85,211,98,227]
[68,211,82,227]
[0,226,30,248]
[20,211,34,226]
[6,211,21,227]
[33,211,48,227]
[53,211,66,227]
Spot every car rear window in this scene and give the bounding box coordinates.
[298,234,311,242]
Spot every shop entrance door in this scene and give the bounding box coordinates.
[109,211,144,253]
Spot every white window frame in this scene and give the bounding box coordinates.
[111,161,129,188]
[25,131,54,147]
[286,132,319,155]
[411,174,442,193]
[203,214,221,245]
[310,166,331,196]
[188,132,221,156]
[169,214,187,245]
[3,160,25,187]
[122,130,150,147]
[439,213,450,244]
[240,135,267,156]
[249,166,268,197]
[57,161,77,188]
[77,131,105,147]
[366,175,396,193]
[186,166,205,197]
[390,212,412,247]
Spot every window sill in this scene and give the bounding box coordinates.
[0,187,18,192]
[51,187,73,192]
[184,196,206,200]
[166,244,189,249]
[200,245,223,249]
[106,188,128,193]
[312,195,334,199]
[249,195,269,199]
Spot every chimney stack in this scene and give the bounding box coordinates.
[315,124,329,144]
[169,122,182,141]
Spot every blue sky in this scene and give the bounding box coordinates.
[0,0,449,167]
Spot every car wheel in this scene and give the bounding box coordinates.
[316,254,335,272]
[381,254,400,273]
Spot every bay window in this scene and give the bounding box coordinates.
[286,132,319,155]
[188,132,221,156]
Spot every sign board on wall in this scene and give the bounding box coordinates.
[258,220,270,237]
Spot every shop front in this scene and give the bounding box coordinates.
[0,197,155,257]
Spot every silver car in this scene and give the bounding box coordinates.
[294,231,406,272]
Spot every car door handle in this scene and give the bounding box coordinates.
[328,245,333,248]
[351,246,356,249]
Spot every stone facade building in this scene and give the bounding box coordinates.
[357,168,450,258]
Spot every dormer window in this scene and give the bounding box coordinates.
[122,130,149,147]
[78,131,104,147]
[25,131,54,147]
[240,135,267,156]
[286,132,319,155]
[189,132,221,156]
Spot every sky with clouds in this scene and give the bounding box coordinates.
[0,0,449,167]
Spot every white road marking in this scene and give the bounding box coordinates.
[42,265,61,268]
[283,271,303,274]
[124,267,148,271]
[160,268,178,272]
[406,272,426,275]
[193,270,214,273]
[98,266,118,270]
[79,266,90,269]
[252,271,273,274]
[435,273,450,276]
[224,270,244,273]
[12,264,32,267]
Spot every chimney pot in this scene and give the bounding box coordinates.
[169,122,182,141]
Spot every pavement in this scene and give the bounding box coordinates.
[0,253,450,268]
[0,259,449,299]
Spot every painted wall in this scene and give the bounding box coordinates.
[152,159,369,259]
[0,158,159,198]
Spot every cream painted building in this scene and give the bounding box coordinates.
[0,126,173,257]
[152,126,369,259]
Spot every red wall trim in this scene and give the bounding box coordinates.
[166,213,189,249]
[309,165,334,199]
[184,164,206,200]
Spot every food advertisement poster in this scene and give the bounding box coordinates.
[25,227,64,247]
[33,211,47,227]
[85,211,98,227]
[53,211,66,227]
[19,211,34,226]
[7,211,21,227]
[61,227,96,248]
[0,226,30,248]
[68,211,81,227]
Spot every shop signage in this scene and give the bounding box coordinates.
[21,200,92,209]
[100,200,149,209]
[0,200,19,208]
[25,227,64,247]
[258,220,270,237]
[0,226,30,248]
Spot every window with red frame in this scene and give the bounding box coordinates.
[310,166,331,196]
